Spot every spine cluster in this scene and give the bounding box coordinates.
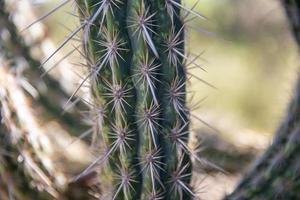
[78,0,193,199]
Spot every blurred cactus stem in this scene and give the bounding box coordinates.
[77,0,194,199]
[0,0,88,137]
[0,123,52,200]
[226,1,300,199]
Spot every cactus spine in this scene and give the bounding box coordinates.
[78,0,193,199]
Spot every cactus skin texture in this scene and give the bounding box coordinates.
[77,0,193,199]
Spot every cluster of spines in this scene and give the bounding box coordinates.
[75,0,197,199]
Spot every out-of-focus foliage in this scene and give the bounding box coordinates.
[189,0,297,132]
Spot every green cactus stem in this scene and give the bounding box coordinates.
[76,0,196,199]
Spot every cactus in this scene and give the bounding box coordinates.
[75,0,197,199]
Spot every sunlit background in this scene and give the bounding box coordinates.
[23,0,300,199]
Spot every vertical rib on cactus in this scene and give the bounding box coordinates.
[148,0,192,199]
[78,1,141,199]
[127,0,166,198]
[78,0,193,199]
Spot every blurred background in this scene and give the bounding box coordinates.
[11,0,300,199]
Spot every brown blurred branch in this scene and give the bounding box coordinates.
[0,65,58,199]
[0,0,88,137]
[0,121,54,200]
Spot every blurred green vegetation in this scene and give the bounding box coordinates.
[35,0,298,134]
[187,0,298,133]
